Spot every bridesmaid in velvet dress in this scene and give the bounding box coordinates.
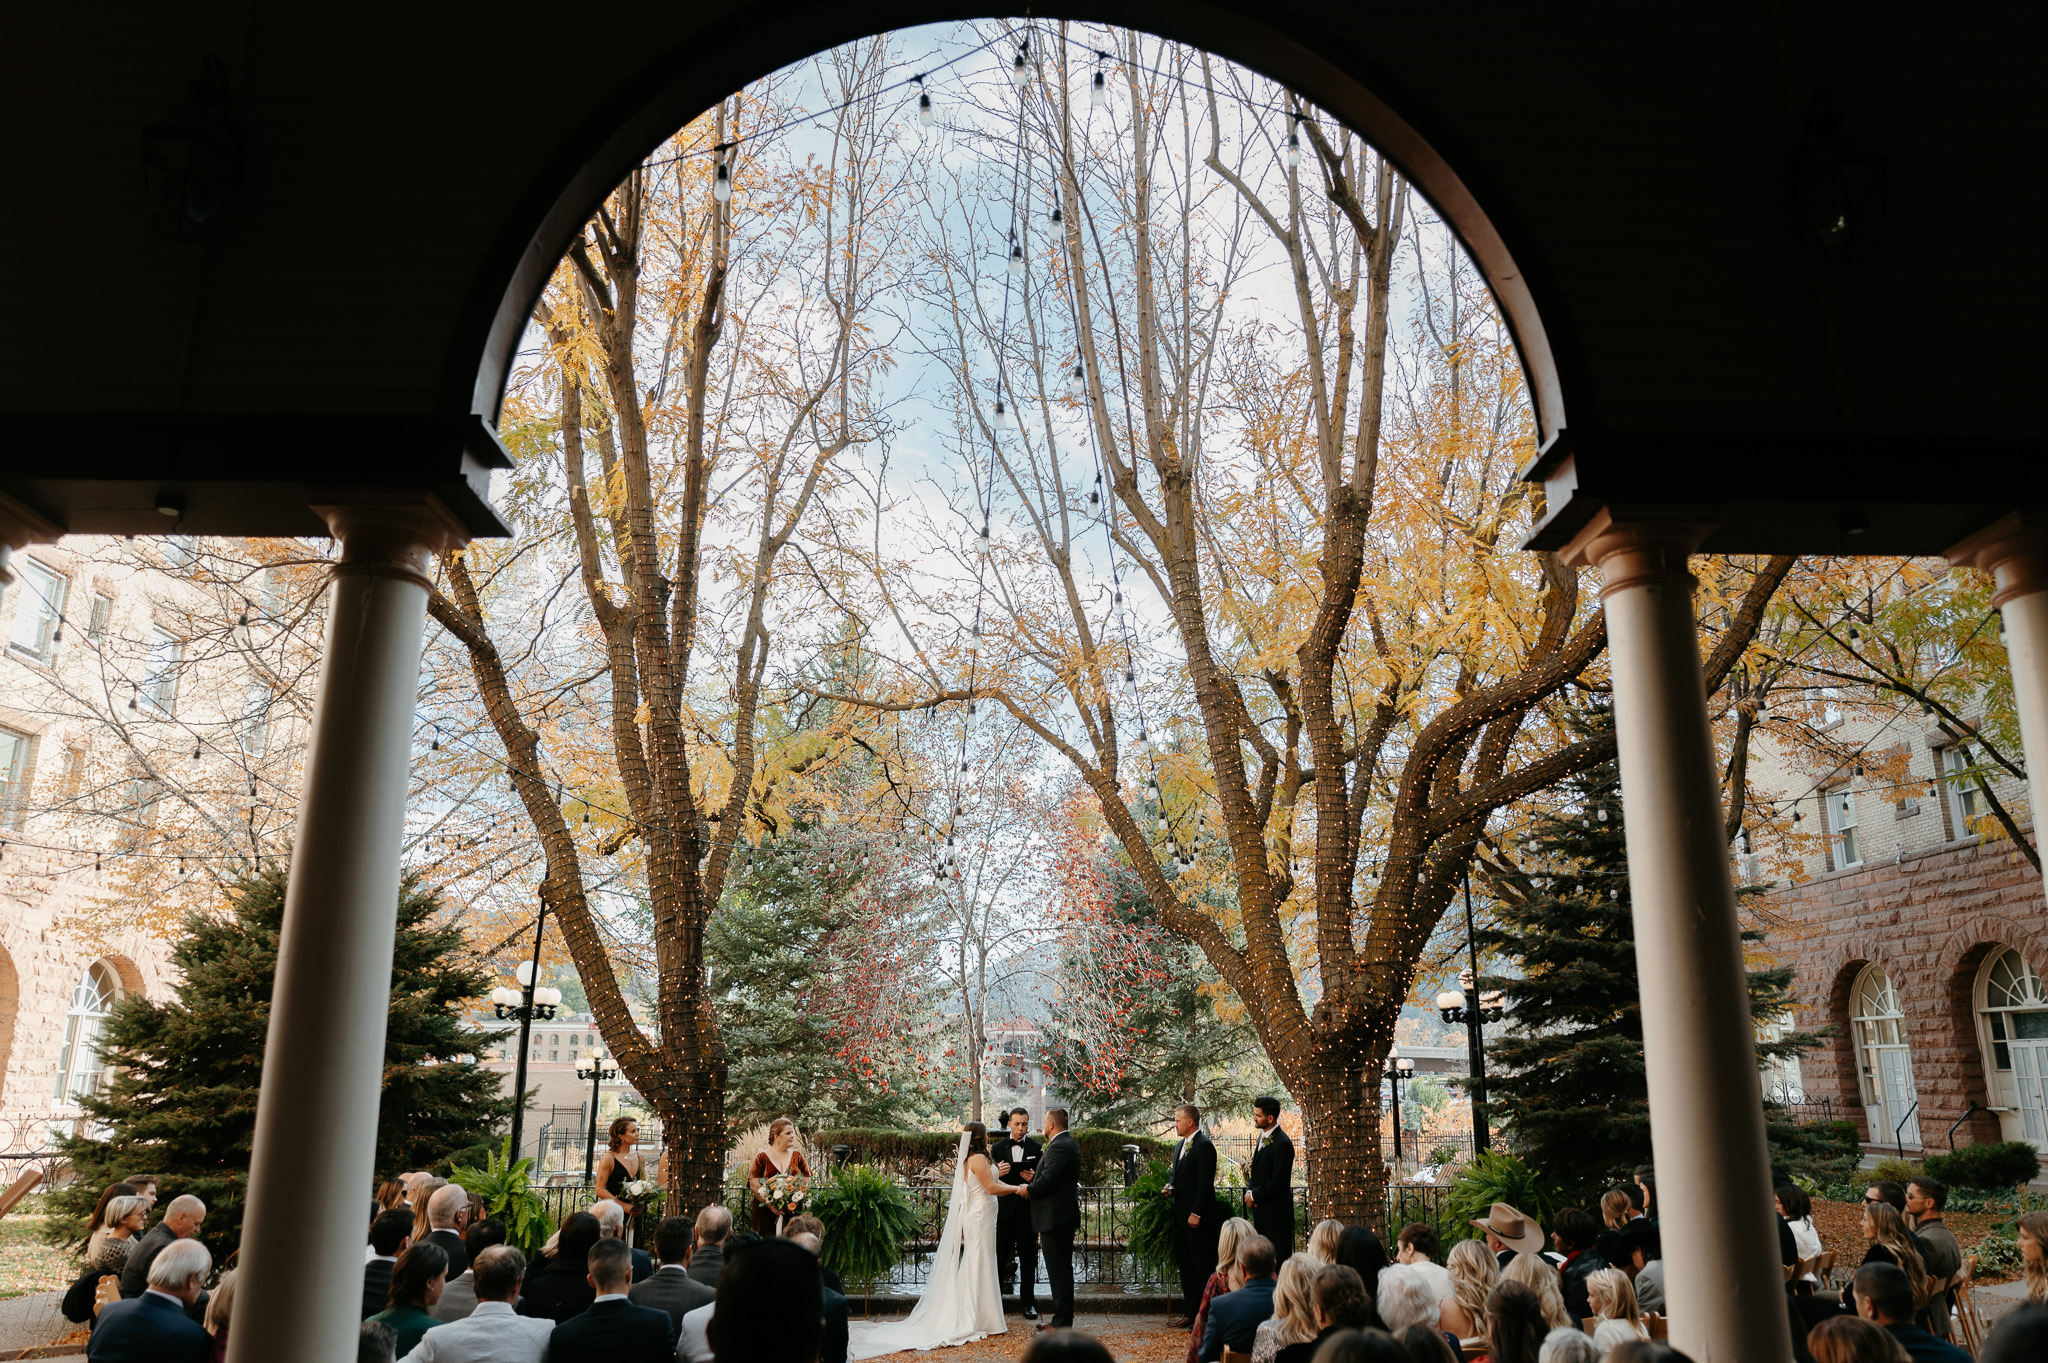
[748,1117,810,1236]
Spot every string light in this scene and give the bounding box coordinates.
[1091,69,1107,108]
[713,159,732,203]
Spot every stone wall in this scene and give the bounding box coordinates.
[1771,828,2045,1154]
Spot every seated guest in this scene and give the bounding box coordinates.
[1191,1217,1256,1363]
[1394,1223,1452,1302]
[1251,1257,1319,1363]
[1470,1202,1546,1270]
[1853,1262,1969,1363]
[1394,1322,1460,1363]
[368,1242,448,1356]
[203,1269,235,1360]
[1481,1281,1549,1363]
[1020,1330,1119,1363]
[1438,1239,1499,1350]
[783,1215,845,1294]
[1273,1263,1369,1363]
[1980,1302,2048,1363]
[1548,1208,1607,1325]
[1905,1177,1961,1336]
[1617,1219,1665,1315]
[686,1205,732,1287]
[400,1246,555,1363]
[542,1238,674,1363]
[590,1199,652,1282]
[88,1237,212,1363]
[1587,1266,1650,1352]
[1806,1315,1914,1363]
[1302,1219,1345,1268]
[705,1237,824,1363]
[118,1195,207,1300]
[679,1231,761,1363]
[1597,1187,1636,1266]
[361,1321,397,1363]
[1867,1181,1908,1219]
[364,1208,417,1320]
[788,1231,849,1363]
[1502,1250,1572,1332]
[1332,1228,1391,1330]
[1848,1204,1930,1320]
[1779,1183,1824,1290]
[430,1217,509,1322]
[1201,1234,1278,1361]
[423,1185,471,1278]
[519,1213,601,1324]
[1537,1327,1600,1363]
[628,1215,715,1328]
[89,1196,150,1273]
[1374,1265,1440,1335]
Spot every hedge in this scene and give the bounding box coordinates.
[1920,1140,2044,1193]
[808,1126,1173,1183]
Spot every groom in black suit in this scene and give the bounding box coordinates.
[1164,1102,1218,1323]
[1244,1095,1296,1263]
[1016,1106,1079,1330]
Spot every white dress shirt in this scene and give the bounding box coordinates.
[679,1301,716,1363]
[397,1299,554,1363]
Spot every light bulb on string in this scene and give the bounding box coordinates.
[1091,69,1107,108]
[1287,123,1302,168]
[1069,363,1086,401]
[1011,48,1030,87]
[1050,200,1062,225]
[1009,242,1024,276]
[919,91,934,127]
[713,159,731,203]
[992,400,1012,431]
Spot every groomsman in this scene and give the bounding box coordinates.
[1163,1103,1218,1325]
[993,1108,1042,1320]
[1243,1096,1295,1263]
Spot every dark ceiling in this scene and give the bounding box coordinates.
[2,2,2041,552]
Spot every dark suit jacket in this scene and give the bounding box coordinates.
[1884,1323,1972,1363]
[629,1245,652,1283]
[425,1227,469,1278]
[1025,1131,1081,1232]
[116,1223,178,1299]
[1275,1325,1340,1363]
[545,1296,675,1363]
[363,1256,396,1319]
[626,1264,714,1327]
[684,1243,723,1288]
[1168,1130,1218,1223]
[518,1262,597,1323]
[1200,1276,1276,1360]
[1246,1127,1294,1220]
[87,1290,211,1363]
[822,1283,850,1363]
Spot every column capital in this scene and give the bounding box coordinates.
[1559,509,1715,599]
[310,493,470,591]
[1945,512,2048,609]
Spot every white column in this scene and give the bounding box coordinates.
[1564,512,1791,1363]
[226,500,464,1363]
[1948,513,2048,887]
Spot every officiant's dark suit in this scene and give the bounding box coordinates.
[1245,1121,1295,1262]
[1165,1121,1219,1318]
[1021,1117,1080,1329]
[993,1119,1042,1313]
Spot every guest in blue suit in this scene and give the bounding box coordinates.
[545,1239,674,1363]
[88,1236,212,1363]
[1200,1235,1280,1362]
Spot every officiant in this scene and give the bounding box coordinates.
[993,1107,1042,1320]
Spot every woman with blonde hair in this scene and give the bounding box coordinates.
[1848,1202,1930,1317]
[1501,1250,1571,1332]
[1599,1189,1632,1232]
[409,1176,448,1248]
[87,1195,149,1272]
[204,1268,236,1363]
[1250,1257,1320,1363]
[2019,1208,2048,1303]
[1805,1315,1913,1363]
[1303,1218,1345,1267]
[1185,1217,1256,1363]
[1585,1266,1649,1351]
[1438,1238,1499,1350]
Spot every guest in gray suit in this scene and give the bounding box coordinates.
[685,1205,731,1288]
[430,1219,510,1322]
[628,1217,715,1328]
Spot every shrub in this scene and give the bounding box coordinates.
[1124,1160,1179,1269]
[1869,1156,1920,1187]
[1444,1150,1558,1241]
[1974,1233,2025,1277]
[450,1139,555,1253]
[809,1163,922,1291]
[1768,1119,1864,1190]
[1922,1141,2043,1193]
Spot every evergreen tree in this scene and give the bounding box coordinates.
[1040,853,1268,1129]
[49,863,515,1263]
[1476,706,1823,1204]
[709,826,945,1133]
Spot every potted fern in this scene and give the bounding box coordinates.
[809,1163,921,1296]
[450,1138,555,1252]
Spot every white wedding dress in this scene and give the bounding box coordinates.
[847,1131,1006,1357]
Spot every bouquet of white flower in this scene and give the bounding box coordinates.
[622,1178,663,1214]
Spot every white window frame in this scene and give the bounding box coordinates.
[8,557,67,664]
[53,961,120,1105]
[1851,964,1922,1147]
[1978,949,2048,1150]
[86,592,112,644]
[239,680,272,755]
[0,726,37,830]
[142,627,182,716]
[1828,785,1862,868]
[164,536,200,573]
[1943,744,1983,836]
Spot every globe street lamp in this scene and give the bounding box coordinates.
[1382,1047,1416,1162]
[578,1048,620,1182]
[1436,971,1505,1153]
[491,952,563,1164]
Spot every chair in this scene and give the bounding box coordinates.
[1582,1316,1599,1333]
[1644,1313,1668,1341]
[1954,1255,1986,1356]
[1815,1249,1838,1290]
[1221,1350,1253,1363]
[93,1273,120,1317]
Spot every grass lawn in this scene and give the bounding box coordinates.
[0,1214,78,1300]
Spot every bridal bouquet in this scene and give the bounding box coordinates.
[622,1179,663,1213]
[762,1171,811,1219]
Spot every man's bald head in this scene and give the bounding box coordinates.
[695,1203,732,1246]
[163,1195,206,1237]
[427,1183,469,1230]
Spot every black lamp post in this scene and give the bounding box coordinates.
[1437,871,1504,1151]
[578,1049,619,1182]
[1383,1048,1415,1162]
[490,905,560,1165]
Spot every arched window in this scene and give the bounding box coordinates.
[1977,948,2048,1148]
[52,961,119,1105]
[1851,964,1921,1147]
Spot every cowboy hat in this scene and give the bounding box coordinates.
[1470,1201,1546,1255]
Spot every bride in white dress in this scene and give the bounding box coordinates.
[848,1121,1018,1357]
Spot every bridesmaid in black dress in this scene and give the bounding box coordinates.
[594,1116,645,1224]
